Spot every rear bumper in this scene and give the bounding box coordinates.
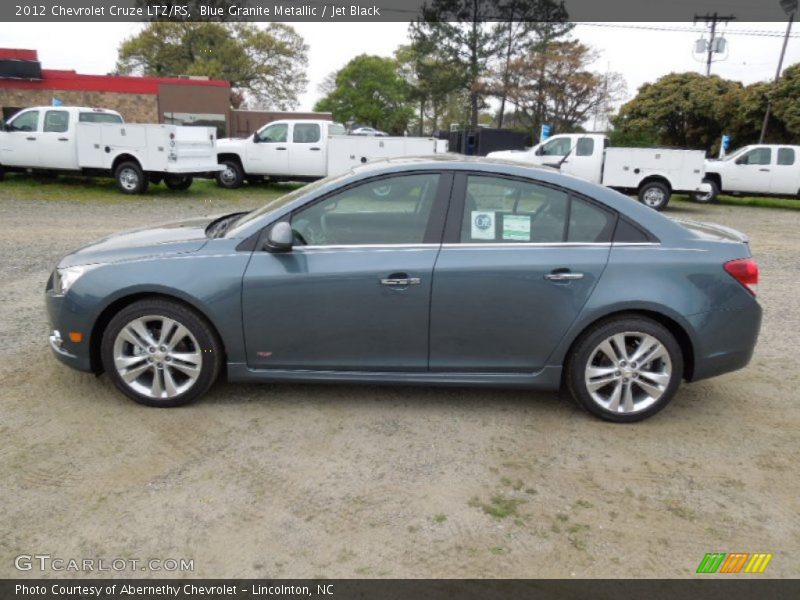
[687,303,762,382]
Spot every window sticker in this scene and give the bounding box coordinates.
[471,211,496,240]
[502,214,531,241]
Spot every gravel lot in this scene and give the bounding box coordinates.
[1,178,798,579]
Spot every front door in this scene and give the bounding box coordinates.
[429,173,613,372]
[727,147,773,193]
[242,172,450,371]
[246,122,290,176]
[1,108,40,167]
[560,136,604,184]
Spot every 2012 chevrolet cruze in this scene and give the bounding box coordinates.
[46,157,761,422]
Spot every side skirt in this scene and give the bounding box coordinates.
[225,363,563,390]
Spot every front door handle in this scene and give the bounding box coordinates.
[58,137,69,142]
[26,136,36,141]
[310,147,321,151]
[380,276,421,287]
[276,146,287,151]
[545,271,584,281]
[759,168,770,172]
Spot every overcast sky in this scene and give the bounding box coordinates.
[3,21,799,112]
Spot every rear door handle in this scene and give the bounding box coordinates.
[545,271,584,281]
[58,137,69,142]
[276,146,287,151]
[759,168,770,172]
[26,136,36,141]
[310,147,321,151]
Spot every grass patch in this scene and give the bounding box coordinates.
[471,494,525,520]
[0,172,301,204]
[433,513,447,524]
[674,194,800,211]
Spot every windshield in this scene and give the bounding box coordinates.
[722,146,750,161]
[226,171,356,235]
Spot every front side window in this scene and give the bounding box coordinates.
[778,148,796,166]
[293,123,321,143]
[6,110,39,132]
[257,123,288,143]
[539,137,572,156]
[738,148,771,166]
[44,110,69,133]
[290,174,440,246]
[460,176,614,244]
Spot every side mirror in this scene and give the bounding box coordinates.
[534,147,543,156]
[735,157,746,165]
[252,132,260,143]
[265,221,293,251]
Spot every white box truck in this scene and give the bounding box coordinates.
[488,133,711,211]
[214,119,445,188]
[0,106,223,194]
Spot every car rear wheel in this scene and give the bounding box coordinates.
[115,161,149,195]
[216,160,244,189]
[164,174,193,191]
[691,178,719,204]
[0,164,5,181]
[566,316,683,422]
[638,181,670,211]
[101,299,221,407]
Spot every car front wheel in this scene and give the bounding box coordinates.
[101,299,221,407]
[566,316,683,422]
[691,178,719,203]
[216,160,244,189]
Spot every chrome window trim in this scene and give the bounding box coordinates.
[290,242,661,251]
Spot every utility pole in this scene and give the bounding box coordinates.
[759,1,797,143]
[694,13,736,75]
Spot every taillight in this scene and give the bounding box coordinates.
[724,258,758,296]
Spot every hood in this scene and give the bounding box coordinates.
[59,216,214,268]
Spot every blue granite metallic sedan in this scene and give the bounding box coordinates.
[46,157,761,422]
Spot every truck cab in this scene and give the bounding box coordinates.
[216,120,346,186]
[0,106,122,171]
[701,145,800,199]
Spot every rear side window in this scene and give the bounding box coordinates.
[778,148,795,166]
[44,110,68,133]
[293,123,320,143]
[613,218,652,243]
[79,112,123,124]
[567,197,615,242]
[576,138,594,157]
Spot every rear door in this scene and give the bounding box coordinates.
[241,171,451,371]
[288,122,325,177]
[39,109,78,170]
[429,173,614,372]
[770,147,798,195]
[1,108,40,167]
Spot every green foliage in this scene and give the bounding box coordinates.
[313,55,413,135]
[116,22,308,109]
[613,72,742,151]
[608,127,660,148]
[772,63,800,138]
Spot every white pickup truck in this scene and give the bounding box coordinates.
[215,119,446,188]
[692,144,800,203]
[488,133,710,211]
[0,106,223,194]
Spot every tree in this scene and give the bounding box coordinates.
[771,63,800,139]
[612,72,742,152]
[410,0,571,129]
[729,81,791,146]
[314,55,413,135]
[503,41,625,135]
[116,22,308,109]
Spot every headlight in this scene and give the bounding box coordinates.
[52,264,101,295]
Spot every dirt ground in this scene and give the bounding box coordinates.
[0,180,798,579]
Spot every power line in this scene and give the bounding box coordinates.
[577,22,800,39]
[694,13,736,75]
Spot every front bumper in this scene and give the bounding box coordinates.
[46,291,94,372]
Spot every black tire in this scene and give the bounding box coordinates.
[100,298,222,408]
[216,160,244,189]
[691,178,719,204]
[566,315,684,423]
[164,174,193,191]
[149,174,163,186]
[638,181,670,211]
[114,161,149,195]
[0,165,5,182]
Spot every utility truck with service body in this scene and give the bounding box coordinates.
[0,106,223,194]
[692,144,800,203]
[488,133,711,211]
[215,119,446,188]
